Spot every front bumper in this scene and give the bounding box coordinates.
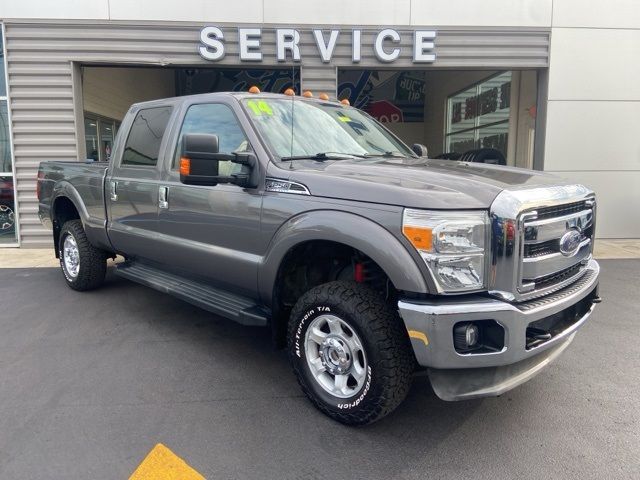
[398,259,600,400]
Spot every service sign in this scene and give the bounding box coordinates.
[198,27,437,64]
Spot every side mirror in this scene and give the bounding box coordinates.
[411,143,428,157]
[179,133,257,187]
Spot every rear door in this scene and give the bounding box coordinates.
[106,104,175,262]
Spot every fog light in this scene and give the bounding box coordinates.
[454,322,479,351]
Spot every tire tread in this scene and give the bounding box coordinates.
[288,281,414,425]
[59,219,106,291]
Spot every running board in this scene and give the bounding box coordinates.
[115,262,268,327]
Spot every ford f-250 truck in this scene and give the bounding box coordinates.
[38,91,600,425]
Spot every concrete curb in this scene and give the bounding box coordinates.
[1,240,639,268]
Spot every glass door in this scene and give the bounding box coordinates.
[84,113,121,162]
[0,25,18,245]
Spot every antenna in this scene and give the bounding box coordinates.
[289,65,295,169]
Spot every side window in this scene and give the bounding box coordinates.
[173,103,250,175]
[122,106,173,166]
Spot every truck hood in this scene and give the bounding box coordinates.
[276,158,572,209]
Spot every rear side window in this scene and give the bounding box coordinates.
[122,106,172,166]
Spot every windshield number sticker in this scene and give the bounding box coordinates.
[247,100,273,116]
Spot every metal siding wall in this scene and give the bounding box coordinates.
[4,21,549,246]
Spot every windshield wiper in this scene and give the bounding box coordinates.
[280,152,367,161]
[364,151,406,158]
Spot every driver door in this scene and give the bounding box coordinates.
[156,100,263,298]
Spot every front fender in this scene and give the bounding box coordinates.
[258,210,429,305]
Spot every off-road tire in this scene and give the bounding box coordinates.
[288,281,414,425]
[58,220,107,291]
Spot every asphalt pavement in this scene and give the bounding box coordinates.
[0,260,638,479]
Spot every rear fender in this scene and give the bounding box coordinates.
[51,181,109,251]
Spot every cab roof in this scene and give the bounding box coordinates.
[130,91,346,110]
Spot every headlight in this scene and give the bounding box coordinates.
[402,209,488,293]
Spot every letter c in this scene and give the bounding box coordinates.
[374,29,401,63]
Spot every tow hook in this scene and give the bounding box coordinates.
[526,327,552,341]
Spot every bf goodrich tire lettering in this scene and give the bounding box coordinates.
[58,220,107,291]
[288,281,415,425]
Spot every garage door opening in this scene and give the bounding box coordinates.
[81,65,300,161]
[338,68,541,169]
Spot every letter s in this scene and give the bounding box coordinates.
[199,26,225,61]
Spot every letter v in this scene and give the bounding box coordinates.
[313,30,340,63]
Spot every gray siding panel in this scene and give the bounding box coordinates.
[4,21,549,246]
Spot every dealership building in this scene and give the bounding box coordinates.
[0,0,638,247]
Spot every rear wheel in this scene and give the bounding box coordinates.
[288,281,414,425]
[58,220,107,291]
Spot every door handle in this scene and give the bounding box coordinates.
[109,180,118,201]
[158,186,169,209]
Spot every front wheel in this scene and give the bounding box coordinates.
[58,219,107,291]
[288,281,415,425]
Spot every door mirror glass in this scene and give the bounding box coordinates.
[411,143,428,157]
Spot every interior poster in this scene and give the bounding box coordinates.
[177,68,300,96]
[338,70,425,123]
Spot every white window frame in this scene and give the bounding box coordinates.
[0,22,19,247]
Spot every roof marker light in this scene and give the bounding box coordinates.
[319,93,329,100]
[283,88,295,96]
[340,98,350,105]
[302,90,313,98]
[248,86,261,93]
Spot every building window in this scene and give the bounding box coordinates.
[445,71,511,159]
[0,24,18,245]
[84,113,121,162]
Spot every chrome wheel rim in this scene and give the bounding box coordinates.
[62,235,80,278]
[304,314,368,399]
[0,204,14,230]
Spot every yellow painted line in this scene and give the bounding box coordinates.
[129,443,205,480]
[408,329,429,346]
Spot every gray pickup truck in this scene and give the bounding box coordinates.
[38,91,600,425]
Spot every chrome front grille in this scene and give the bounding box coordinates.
[519,198,595,297]
[489,184,596,302]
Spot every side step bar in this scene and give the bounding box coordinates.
[115,262,269,327]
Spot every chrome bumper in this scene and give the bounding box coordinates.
[398,259,600,400]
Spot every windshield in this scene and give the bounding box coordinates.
[241,98,416,160]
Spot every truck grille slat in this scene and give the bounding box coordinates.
[534,201,587,220]
[533,263,582,290]
[523,239,558,257]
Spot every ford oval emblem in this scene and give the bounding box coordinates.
[559,230,582,256]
